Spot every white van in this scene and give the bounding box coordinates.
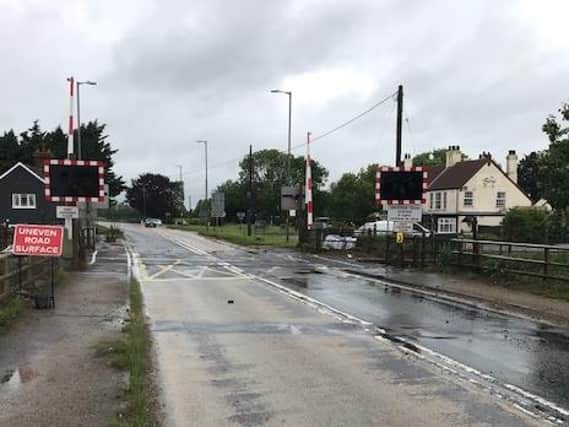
[356,220,431,237]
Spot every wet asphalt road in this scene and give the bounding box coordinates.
[120,224,555,426]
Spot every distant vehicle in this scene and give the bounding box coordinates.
[355,220,431,237]
[144,218,162,228]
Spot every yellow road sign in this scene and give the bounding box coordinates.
[396,232,404,244]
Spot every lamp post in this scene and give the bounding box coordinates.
[196,140,209,227]
[270,89,292,242]
[76,80,97,160]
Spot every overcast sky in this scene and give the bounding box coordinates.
[1,0,568,207]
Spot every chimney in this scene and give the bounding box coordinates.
[506,150,518,183]
[445,145,462,168]
[33,145,51,168]
[403,153,412,169]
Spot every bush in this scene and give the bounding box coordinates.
[502,207,549,243]
[502,207,569,244]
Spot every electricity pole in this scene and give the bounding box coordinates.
[247,145,253,237]
[395,84,403,168]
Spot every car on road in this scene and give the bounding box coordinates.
[355,220,431,237]
[144,218,162,228]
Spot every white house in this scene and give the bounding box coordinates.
[424,146,532,234]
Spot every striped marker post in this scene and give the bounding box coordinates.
[66,76,75,157]
[305,131,313,230]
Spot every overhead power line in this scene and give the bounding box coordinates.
[291,90,397,150]
[165,89,399,180]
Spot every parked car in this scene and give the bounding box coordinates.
[144,218,162,228]
[355,220,431,237]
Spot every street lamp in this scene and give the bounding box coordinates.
[76,80,97,160]
[270,89,292,242]
[196,140,209,225]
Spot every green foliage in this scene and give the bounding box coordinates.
[126,173,181,220]
[0,120,125,198]
[212,148,328,222]
[412,148,447,169]
[518,151,543,203]
[99,204,142,223]
[328,164,378,225]
[0,296,26,329]
[502,207,550,243]
[540,102,569,211]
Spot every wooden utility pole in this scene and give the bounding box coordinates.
[395,84,403,167]
[247,145,253,237]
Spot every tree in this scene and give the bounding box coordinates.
[215,179,247,221]
[126,173,180,220]
[328,164,378,224]
[0,120,125,199]
[540,102,569,210]
[412,148,447,169]
[518,151,543,203]
[234,149,328,221]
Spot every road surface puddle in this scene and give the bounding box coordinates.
[1,366,37,391]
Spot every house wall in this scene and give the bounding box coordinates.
[461,162,532,226]
[0,167,58,225]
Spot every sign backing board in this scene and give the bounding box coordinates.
[56,206,79,219]
[281,186,298,211]
[387,205,422,223]
[211,192,226,218]
[44,159,105,203]
[12,224,64,257]
[375,166,428,206]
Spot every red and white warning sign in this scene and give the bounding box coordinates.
[11,224,64,257]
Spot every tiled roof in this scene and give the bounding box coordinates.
[429,159,489,190]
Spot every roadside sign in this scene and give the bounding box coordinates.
[387,205,422,223]
[56,206,79,219]
[289,209,296,217]
[12,224,64,257]
[394,222,413,233]
[395,232,404,244]
[44,159,105,203]
[375,166,428,206]
[281,186,298,211]
[211,192,225,218]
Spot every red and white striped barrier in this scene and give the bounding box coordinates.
[67,77,75,156]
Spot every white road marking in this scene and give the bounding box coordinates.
[88,250,98,265]
[149,260,182,280]
[136,226,569,423]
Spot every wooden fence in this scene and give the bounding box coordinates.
[451,239,569,282]
[0,253,53,302]
[320,232,569,282]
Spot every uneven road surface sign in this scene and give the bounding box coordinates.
[12,224,64,257]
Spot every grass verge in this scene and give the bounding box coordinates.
[98,278,152,426]
[168,223,298,248]
[0,295,26,330]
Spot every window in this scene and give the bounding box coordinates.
[496,192,506,209]
[429,192,433,209]
[464,191,473,207]
[438,217,457,234]
[435,192,442,209]
[12,193,37,209]
[443,192,448,210]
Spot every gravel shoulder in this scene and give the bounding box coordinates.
[0,242,129,426]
